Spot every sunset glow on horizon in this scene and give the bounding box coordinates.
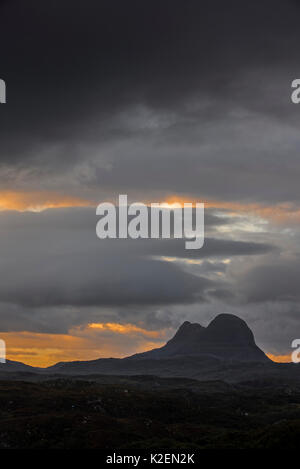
[0,325,292,367]
[1,323,170,367]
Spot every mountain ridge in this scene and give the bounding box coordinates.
[0,314,274,378]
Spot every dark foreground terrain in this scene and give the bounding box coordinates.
[0,316,298,449]
[0,375,299,449]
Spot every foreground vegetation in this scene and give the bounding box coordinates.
[0,375,299,449]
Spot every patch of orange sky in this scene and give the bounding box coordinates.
[266,353,292,363]
[0,191,92,211]
[0,190,299,224]
[1,323,168,367]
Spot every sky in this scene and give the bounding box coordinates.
[0,0,300,366]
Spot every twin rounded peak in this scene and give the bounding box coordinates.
[131,313,269,362]
[174,314,255,346]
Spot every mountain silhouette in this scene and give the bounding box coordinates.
[128,314,270,362]
[0,314,286,381]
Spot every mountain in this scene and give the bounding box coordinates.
[46,314,269,377]
[129,314,270,362]
[1,314,294,383]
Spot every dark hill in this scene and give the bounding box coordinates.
[129,314,270,363]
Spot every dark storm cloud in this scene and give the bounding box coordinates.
[0,254,210,308]
[1,1,300,203]
[0,207,274,330]
[0,206,232,231]
[236,256,300,303]
[145,237,275,259]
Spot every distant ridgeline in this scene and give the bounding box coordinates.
[0,79,6,103]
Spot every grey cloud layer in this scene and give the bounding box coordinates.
[1,1,300,203]
[0,207,297,355]
[0,208,273,309]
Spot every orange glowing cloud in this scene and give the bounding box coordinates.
[0,191,92,212]
[1,190,298,225]
[160,194,300,225]
[87,322,162,338]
